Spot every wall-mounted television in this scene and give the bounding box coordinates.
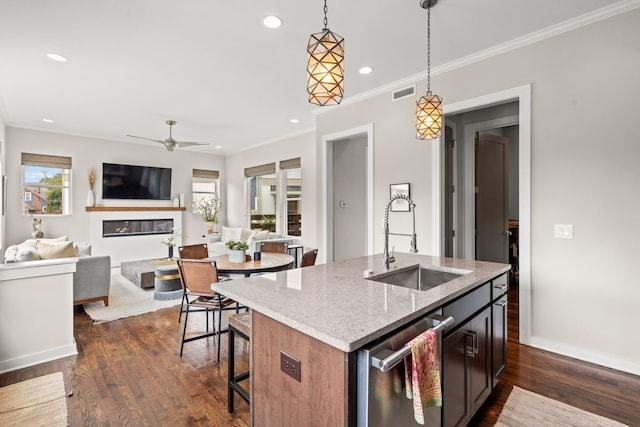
[102,163,172,200]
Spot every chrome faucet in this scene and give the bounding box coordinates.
[383,194,418,270]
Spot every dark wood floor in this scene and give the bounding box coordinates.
[1,284,639,426]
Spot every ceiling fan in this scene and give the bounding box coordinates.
[126,120,210,151]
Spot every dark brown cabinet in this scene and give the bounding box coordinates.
[492,296,508,387]
[442,306,492,427]
[441,273,508,427]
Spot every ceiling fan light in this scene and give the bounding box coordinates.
[416,93,443,140]
[307,29,344,106]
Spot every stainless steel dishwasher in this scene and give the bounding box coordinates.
[357,311,454,427]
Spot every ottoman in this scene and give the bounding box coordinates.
[154,264,183,300]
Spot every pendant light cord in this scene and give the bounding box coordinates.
[323,0,329,30]
[427,5,432,95]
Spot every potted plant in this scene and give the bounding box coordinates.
[193,194,223,234]
[226,240,249,263]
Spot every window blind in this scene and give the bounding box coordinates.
[279,157,301,169]
[244,163,276,177]
[21,153,72,169]
[193,169,219,179]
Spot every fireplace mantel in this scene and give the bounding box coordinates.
[86,206,186,212]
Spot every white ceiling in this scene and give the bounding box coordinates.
[0,0,627,155]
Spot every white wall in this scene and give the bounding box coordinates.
[315,10,640,375]
[0,114,5,256]
[225,131,317,249]
[4,127,225,251]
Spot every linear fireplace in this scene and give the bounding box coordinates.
[102,218,174,238]
[89,208,183,266]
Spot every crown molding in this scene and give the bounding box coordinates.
[316,0,640,114]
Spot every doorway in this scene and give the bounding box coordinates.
[322,124,374,263]
[439,84,531,345]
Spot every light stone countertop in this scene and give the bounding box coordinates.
[212,253,510,352]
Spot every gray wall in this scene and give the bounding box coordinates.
[315,10,640,374]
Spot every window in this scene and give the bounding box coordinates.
[192,169,220,214]
[281,158,301,237]
[22,153,72,216]
[245,163,276,232]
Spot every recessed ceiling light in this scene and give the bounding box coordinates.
[359,66,374,75]
[42,118,54,123]
[47,53,67,62]
[263,15,282,29]
[215,145,222,149]
[290,119,299,124]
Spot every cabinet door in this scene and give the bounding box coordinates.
[492,296,508,388]
[442,326,471,427]
[469,306,492,413]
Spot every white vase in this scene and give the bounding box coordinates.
[86,189,95,207]
[228,249,246,263]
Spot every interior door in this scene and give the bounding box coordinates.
[475,132,508,263]
[332,137,367,261]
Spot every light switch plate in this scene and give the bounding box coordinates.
[554,224,573,239]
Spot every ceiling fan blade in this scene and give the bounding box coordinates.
[175,141,210,147]
[126,134,165,144]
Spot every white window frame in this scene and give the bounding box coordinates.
[21,153,72,216]
[192,169,220,216]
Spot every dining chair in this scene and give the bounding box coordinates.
[299,249,318,268]
[177,259,240,361]
[177,244,209,322]
[178,243,208,259]
[259,241,288,254]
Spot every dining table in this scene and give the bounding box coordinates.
[210,252,295,277]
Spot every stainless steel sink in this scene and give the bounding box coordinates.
[367,264,470,291]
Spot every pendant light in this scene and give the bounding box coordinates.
[307,0,344,106]
[416,0,443,140]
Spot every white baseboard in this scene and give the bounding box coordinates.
[0,342,78,375]
[528,336,640,377]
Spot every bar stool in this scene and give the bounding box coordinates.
[228,311,251,412]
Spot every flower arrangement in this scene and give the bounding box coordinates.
[160,229,180,247]
[88,167,96,190]
[193,194,223,223]
[225,240,249,251]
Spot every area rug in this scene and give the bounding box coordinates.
[495,386,628,427]
[0,372,67,426]
[83,270,181,324]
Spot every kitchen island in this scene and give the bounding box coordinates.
[212,253,510,426]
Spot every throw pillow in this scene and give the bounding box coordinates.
[221,226,243,243]
[4,245,19,263]
[249,230,270,243]
[37,235,68,243]
[37,241,77,260]
[74,242,92,257]
[240,228,255,242]
[16,246,41,262]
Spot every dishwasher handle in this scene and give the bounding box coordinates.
[370,315,455,373]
